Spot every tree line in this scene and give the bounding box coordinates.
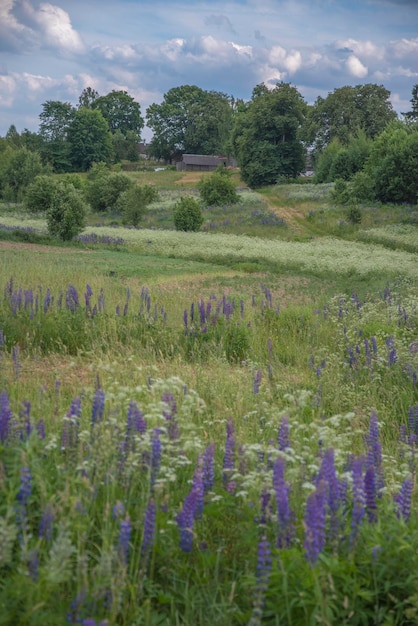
[0,81,417,202]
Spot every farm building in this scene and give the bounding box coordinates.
[176,154,236,171]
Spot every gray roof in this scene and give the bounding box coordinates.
[181,154,223,165]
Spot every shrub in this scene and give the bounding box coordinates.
[0,147,49,202]
[347,202,362,224]
[24,175,57,213]
[46,182,88,240]
[87,171,133,212]
[173,196,204,232]
[198,167,239,206]
[117,184,158,227]
[332,179,352,205]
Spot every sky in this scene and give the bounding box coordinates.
[0,0,417,141]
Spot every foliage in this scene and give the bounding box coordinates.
[67,109,114,172]
[78,86,99,109]
[332,178,352,204]
[111,129,140,162]
[24,175,58,213]
[362,122,418,204]
[87,172,134,212]
[146,85,234,161]
[45,182,88,240]
[306,84,397,157]
[403,84,418,121]
[92,90,144,138]
[347,201,362,224]
[117,184,159,227]
[315,131,371,183]
[39,100,75,172]
[0,147,49,202]
[197,167,239,206]
[173,196,204,231]
[232,82,307,188]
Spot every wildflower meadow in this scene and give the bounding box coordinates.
[0,181,417,625]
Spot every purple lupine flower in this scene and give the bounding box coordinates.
[118,518,132,566]
[150,428,162,487]
[386,336,397,366]
[141,498,156,556]
[278,415,290,451]
[176,488,199,552]
[365,411,384,492]
[24,289,33,311]
[317,449,340,515]
[192,464,205,518]
[91,388,105,426]
[17,467,32,506]
[62,397,81,450]
[127,401,147,435]
[364,466,377,522]
[112,501,125,519]
[371,336,378,354]
[304,482,326,566]
[364,338,372,368]
[84,284,93,312]
[36,419,45,440]
[248,535,272,626]
[351,457,366,540]
[408,405,418,435]
[253,369,262,394]
[202,444,215,492]
[223,418,236,493]
[66,285,79,312]
[39,503,54,540]
[0,389,12,443]
[183,309,188,334]
[395,476,413,520]
[198,299,206,326]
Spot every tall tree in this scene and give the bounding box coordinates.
[403,84,418,121]
[39,100,75,172]
[92,90,144,138]
[78,86,100,109]
[67,109,114,171]
[231,82,307,188]
[305,84,397,157]
[146,85,234,162]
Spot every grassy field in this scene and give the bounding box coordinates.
[0,171,417,625]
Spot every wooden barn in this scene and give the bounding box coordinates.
[176,154,234,171]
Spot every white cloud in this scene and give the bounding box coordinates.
[346,54,368,78]
[269,46,302,74]
[31,3,85,53]
[391,37,418,57]
[337,38,385,61]
[0,75,16,106]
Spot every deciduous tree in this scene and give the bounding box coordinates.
[93,90,144,138]
[67,109,114,171]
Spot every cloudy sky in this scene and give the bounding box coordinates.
[1,0,417,140]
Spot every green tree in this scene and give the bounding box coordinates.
[112,129,140,162]
[88,171,133,212]
[403,84,418,121]
[46,182,88,240]
[39,100,75,172]
[173,196,204,232]
[0,147,49,202]
[67,109,114,172]
[93,90,144,138]
[146,85,234,162]
[5,125,22,149]
[78,86,99,109]
[198,167,239,206]
[117,185,158,227]
[24,175,58,213]
[306,84,397,158]
[231,82,307,188]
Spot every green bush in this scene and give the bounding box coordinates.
[88,172,133,212]
[0,147,49,202]
[46,182,88,240]
[347,202,362,224]
[332,179,352,205]
[24,175,57,213]
[117,184,158,227]
[198,167,239,206]
[173,196,204,232]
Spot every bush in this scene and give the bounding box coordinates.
[0,147,50,202]
[347,202,362,224]
[332,179,352,204]
[173,196,204,232]
[88,172,133,212]
[198,167,239,206]
[46,182,88,240]
[117,184,158,227]
[24,175,57,213]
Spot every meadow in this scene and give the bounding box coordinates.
[0,171,417,625]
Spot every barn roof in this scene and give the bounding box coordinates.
[181,154,223,166]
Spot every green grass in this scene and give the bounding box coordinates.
[0,178,417,625]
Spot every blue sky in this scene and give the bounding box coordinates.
[1,0,417,140]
